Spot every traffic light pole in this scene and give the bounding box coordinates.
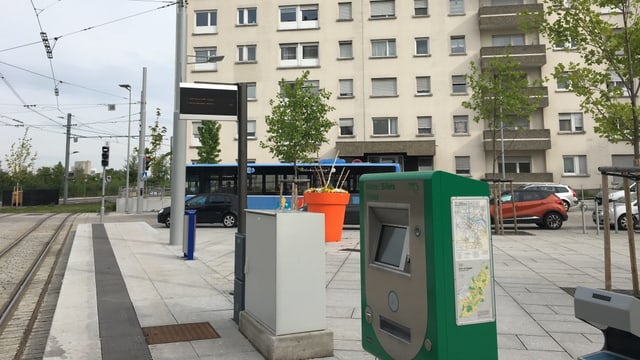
[100,165,106,223]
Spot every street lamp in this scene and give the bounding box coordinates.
[119,83,132,213]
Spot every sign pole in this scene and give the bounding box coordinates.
[100,166,106,223]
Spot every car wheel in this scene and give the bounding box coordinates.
[562,200,570,212]
[222,213,237,228]
[542,212,563,229]
[164,217,171,228]
[616,214,638,230]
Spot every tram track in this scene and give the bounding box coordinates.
[0,213,77,360]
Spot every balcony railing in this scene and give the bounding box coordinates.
[480,45,546,68]
[479,2,543,30]
[483,128,551,151]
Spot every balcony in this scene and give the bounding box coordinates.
[483,128,550,151]
[527,86,549,108]
[480,45,546,68]
[483,172,554,183]
[479,2,543,30]
[335,140,436,156]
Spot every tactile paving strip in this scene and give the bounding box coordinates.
[142,322,220,345]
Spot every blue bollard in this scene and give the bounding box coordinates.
[184,210,197,260]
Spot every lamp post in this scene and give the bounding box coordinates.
[119,84,132,213]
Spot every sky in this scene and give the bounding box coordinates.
[0,0,176,173]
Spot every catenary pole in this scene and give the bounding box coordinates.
[137,67,147,214]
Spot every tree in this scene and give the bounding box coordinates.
[197,120,222,164]
[148,108,169,175]
[462,54,543,177]
[260,70,335,209]
[4,128,37,190]
[530,0,640,164]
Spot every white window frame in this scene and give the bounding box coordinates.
[453,115,469,134]
[452,75,467,94]
[237,7,257,25]
[557,71,571,91]
[237,45,257,63]
[499,156,532,174]
[194,47,218,71]
[339,118,354,136]
[279,5,319,30]
[192,121,203,146]
[414,0,428,16]
[371,78,398,97]
[370,0,395,18]
[338,2,353,20]
[553,38,577,50]
[450,36,466,54]
[339,79,354,97]
[279,42,319,67]
[563,155,588,176]
[372,117,398,136]
[195,10,217,34]
[417,116,432,135]
[416,76,431,95]
[449,0,464,15]
[339,41,353,59]
[455,156,471,175]
[415,37,430,56]
[609,71,630,96]
[247,82,257,100]
[247,120,257,138]
[371,39,397,58]
[491,34,525,47]
[559,112,584,132]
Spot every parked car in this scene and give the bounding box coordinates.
[519,183,578,211]
[490,189,568,229]
[595,182,637,205]
[592,194,639,230]
[157,193,239,228]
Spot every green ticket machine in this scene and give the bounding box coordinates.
[360,171,498,360]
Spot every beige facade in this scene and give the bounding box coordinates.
[184,0,633,191]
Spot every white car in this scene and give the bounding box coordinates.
[595,182,637,205]
[519,183,579,211]
[592,194,639,230]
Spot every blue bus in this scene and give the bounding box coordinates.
[185,162,400,223]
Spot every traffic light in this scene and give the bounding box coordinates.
[144,156,151,171]
[101,146,109,167]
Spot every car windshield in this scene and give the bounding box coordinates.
[186,194,207,206]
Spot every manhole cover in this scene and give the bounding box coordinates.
[142,322,220,345]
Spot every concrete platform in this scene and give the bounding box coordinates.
[41,213,640,359]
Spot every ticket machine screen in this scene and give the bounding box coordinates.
[374,225,408,270]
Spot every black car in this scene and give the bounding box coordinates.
[157,193,239,228]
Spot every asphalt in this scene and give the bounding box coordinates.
[41,209,639,360]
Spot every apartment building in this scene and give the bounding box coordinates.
[183,0,633,191]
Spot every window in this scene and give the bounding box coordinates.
[237,7,257,25]
[503,115,529,129]
[553,38,577,50]
[247,120,257,138]
[559,112,583,132]
[449,0,464,14]
[492,34,525,46]
[339,79,354,97]
[452,75,467,93]
[279,5,319,30]
[455,156,470,175]
[418,157,433,171]
[237,45,256,62]
[563,155,587,175]
[338,2,353,20]
[339,118,354,136]
[498,156,531,173]
[416,76,431,95]
[370,0,395,18]
[280,80,320,96]
[417,116,432,135]
[339,41,353,59]
[415,37,430,56]
[247,82,257,100]
[372,78,397,97]
[192,122,203,146]
[279,43,319,67]
[608,71,629,96]
[557,71,571,91]
[450,36,466,54]
[372,117,398,135]
[453,115,468,134]
[414,0,428,16]
[195,10,217,34]
[371,39,397,57]
[194,47,218,71]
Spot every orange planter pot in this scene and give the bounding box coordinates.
[304,192,350,242]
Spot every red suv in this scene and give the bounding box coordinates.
[490,189,568,229]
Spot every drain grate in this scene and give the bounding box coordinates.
[142,322,220,345]
[340,248,360,252]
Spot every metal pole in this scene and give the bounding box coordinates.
[500,121,505,185]
[125,87,132,213]
[170,0,187,246]
[63,113,71,204]
[238,83,248,234]
[100,165,106,223]
[137,67,147,214]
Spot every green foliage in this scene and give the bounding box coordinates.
[197,120,222,164]
[260,70,336,169]
[4,128,37,188]
[529,0,640,157]
[148,110,169,178]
